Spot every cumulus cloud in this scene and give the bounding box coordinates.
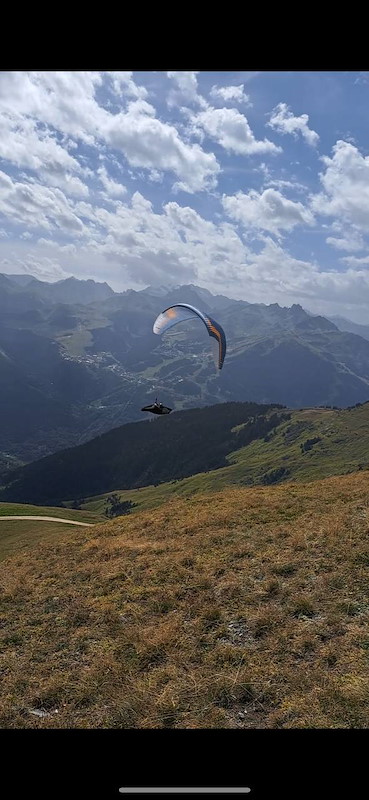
[241,237,319,296]
[0,170,85,234]
[0,115,89,197]
[3,72,369,322]
[27,189,317,304]
[17,189,249,290]
[222,188,314,235]
[97,166,127,197]
[107,71,148,100]
[210,84,251,105]
[191,106,281,157]
[0,71,105,145]
[238,237,369,319]
[267,102,319,147]
[0,72,220,192]
[166,71,207,108]
[104,100,220,192]
[3,175,369,319]
[0,116,80,174]
[311,140,369,231]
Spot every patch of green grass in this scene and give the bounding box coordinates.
[139,357,179,379]
[56,329,93,357]
[0,504,104,561]
[0,503,103,523]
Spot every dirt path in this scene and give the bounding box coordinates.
[0,516,93,527]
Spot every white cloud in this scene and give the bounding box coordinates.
[0,248,72,282]
[341,254,369,266]
[148,169,163,183]
[0,72,219,192]
[2,72,369,323]
[0,171,13,190]
[18,190,249,290]
[0,71,105,145]
[0,114,86,188]
[107,71,148,100]
[264,178,307,193]
[0,119,89,197]
[104,100,220,192]
[210,84,251,105]
[0,170,85,234]
[222,188,314,235]
[27,190,316,304]
[240,237,319,298]
[311,140,369,231]
[326,232,365,252]
[97,166,127,197]
[166,71,207,108]
[3,177,369,320]
[191,107,281,157]
[50,174,89,198]
[237,237,369,319]
[267,102,319,147]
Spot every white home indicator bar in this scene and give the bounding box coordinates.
[119,790,251,795]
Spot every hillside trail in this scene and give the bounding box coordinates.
[0,516,93,526]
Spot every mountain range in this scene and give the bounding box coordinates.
[327,314,369,342]
[1,272,369,465]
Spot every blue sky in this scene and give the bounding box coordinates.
[1,71,369,321]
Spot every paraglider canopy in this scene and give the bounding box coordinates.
[153,303,226,370]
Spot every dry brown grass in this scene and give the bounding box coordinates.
[1,471,368,729]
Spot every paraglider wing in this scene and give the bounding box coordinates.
[153,303,226,370]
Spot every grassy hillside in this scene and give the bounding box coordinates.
[5,400,369,511]
[0,504,104,561]
[1,471,368,728]
[82,403,369,515]
[1,402,287,505]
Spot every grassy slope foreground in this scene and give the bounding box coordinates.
[0,471,368,729]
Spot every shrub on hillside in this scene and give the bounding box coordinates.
[104,493,137,518]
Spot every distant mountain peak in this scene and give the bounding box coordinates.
[1,273,38,287]
[141,285,174,297]
[140,282,239,312]
[55,276,113,289]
